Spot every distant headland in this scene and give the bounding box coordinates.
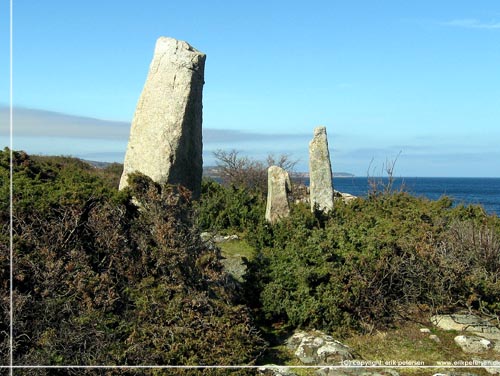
[203,165,354,180]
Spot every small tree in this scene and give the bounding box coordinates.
[367,151,402,197]
[266,154,298,172]
[213,149,298,194]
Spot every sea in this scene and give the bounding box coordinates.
[323,177,500,216]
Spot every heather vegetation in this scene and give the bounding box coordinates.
[1,149,265,375]
[1,148,500,372]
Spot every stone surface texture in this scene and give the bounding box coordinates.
[454,335,493,353]
[484,364,500,375]
[334,190,357,203]
[316,369,399,376]
[119,36,206,198]
[287,330,353,365]
[309,126,334,212]
[431,313,500,371]
[265,166,291,223]
[429,334,441,343]
[431,314,500,341]
[258,365,298,376]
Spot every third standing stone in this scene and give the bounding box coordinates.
[119,36,206,199]
[309,126,334,212]
[265,166,291,224]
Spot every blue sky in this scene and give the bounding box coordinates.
[1,1,499,176]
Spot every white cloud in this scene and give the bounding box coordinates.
[1,106,315,166]
[203,128,309,143]
[441,18,500,29]
[0,106,130,139]
[0,106,312,143]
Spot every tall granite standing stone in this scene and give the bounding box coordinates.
[309,126,334,212]
[119,36,206,199]
[265,166,291,224]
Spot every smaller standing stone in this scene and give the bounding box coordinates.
[265,166,291,224]
[309,126,334,212]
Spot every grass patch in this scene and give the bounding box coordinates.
[217,239,256,282]
[218,239,256,260]
[344,320,500,375]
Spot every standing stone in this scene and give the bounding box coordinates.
[119,36,206,199]
[309,126,334,212]
[265,166,291,224]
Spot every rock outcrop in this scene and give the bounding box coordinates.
[309,126,334,212]
[334,190,357,203]
[265,166,291,224]
[431,312,500,374]
[431,314,500,341]
[454,335,493,353]
[286,330,353,365]
[316,368,400,376]
[258,365,298,376]
[119,36,206,199]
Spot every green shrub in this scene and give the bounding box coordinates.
[196,178,266,235]
[244,191,500,335]
[5,147,500,368]
[2,149,266,371]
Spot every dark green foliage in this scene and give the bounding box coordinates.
[0,235,8,367]
[98,162,124,188]
[245,191,500,335]
[0,150,9,365]
[2,149,265,372]
[3,147,500,371]
[192,170,500,336]
[196,178,266,235]
[10,369,259,376]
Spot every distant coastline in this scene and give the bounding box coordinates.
[79,160,500,215]
[73,159,358,179]
[202,165,355,180]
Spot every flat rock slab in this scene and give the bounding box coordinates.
[200,232,239,243]
[454,335,493,353]
[431,314,500,341]
[484,364,500,375]
[316,368,399,376]
[258,365,298,376]
[433,373,481,376]
[287,330,353,365]
[334,190,357,203]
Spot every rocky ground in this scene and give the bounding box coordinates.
[258,314,500,376]
[201,232,249,282]
[210,235,500,376]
